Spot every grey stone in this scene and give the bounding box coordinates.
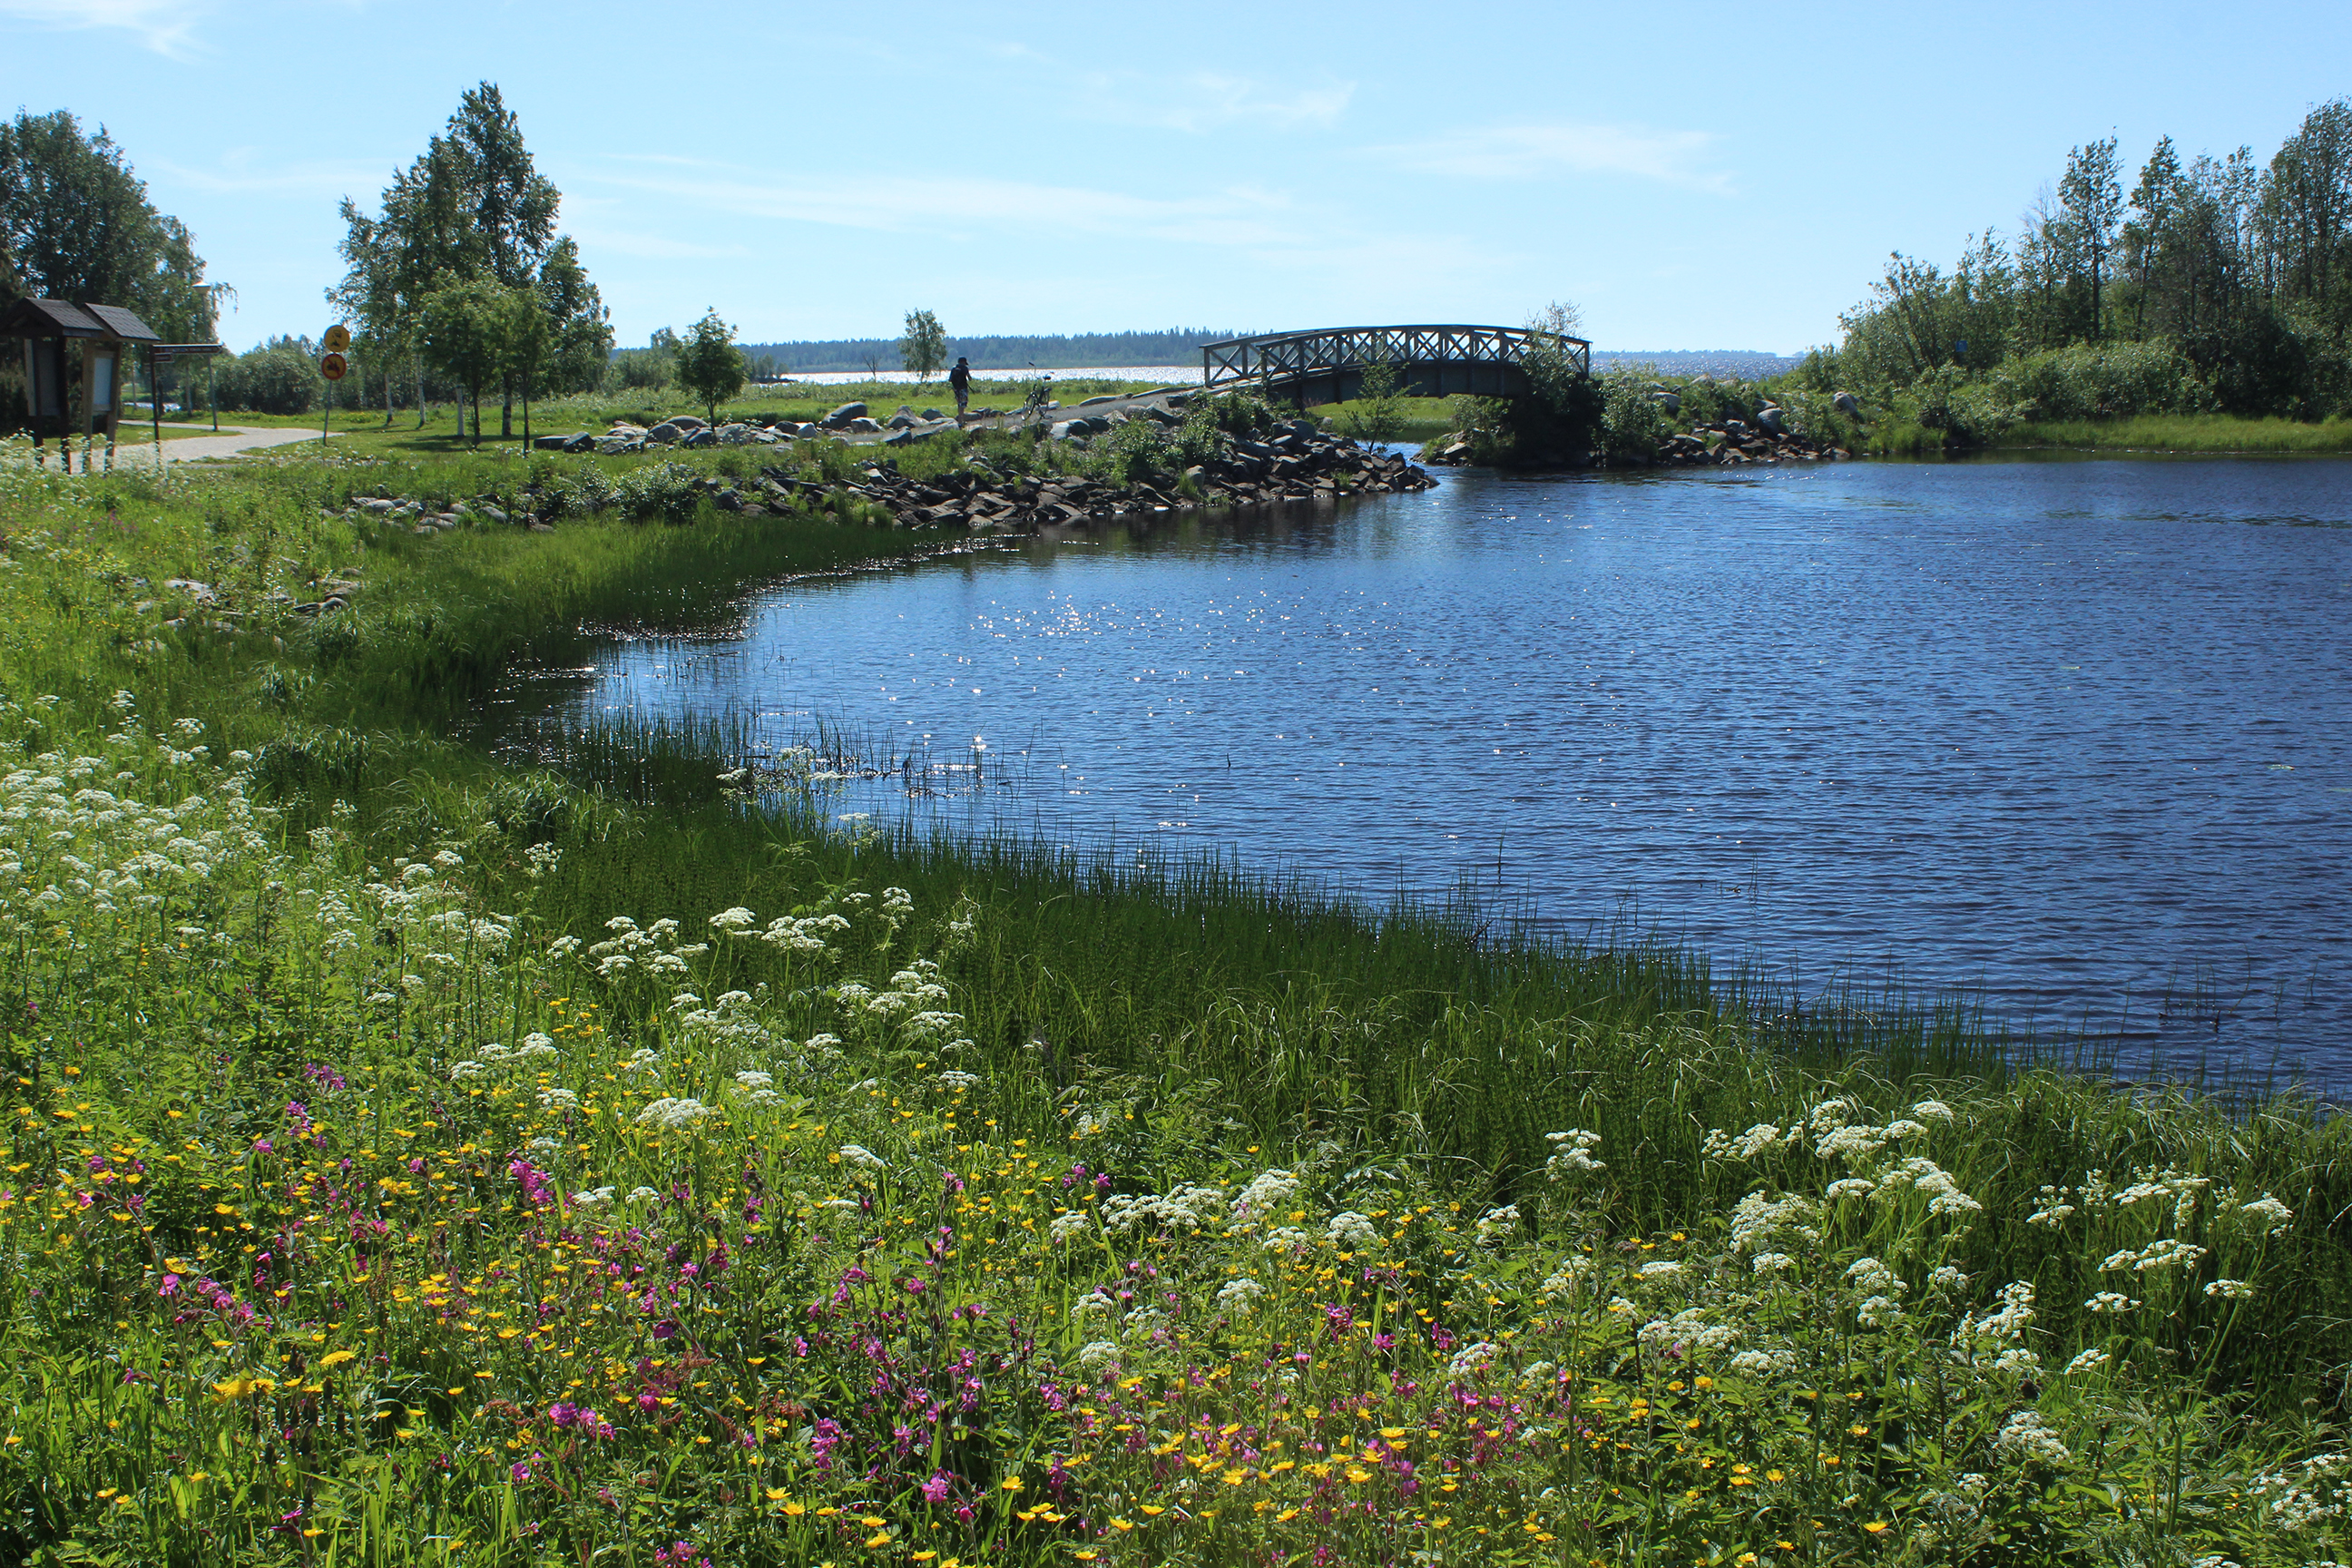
[355,497,396,514]
[682,428,717,447]
[717,423,757,445]
[884,412,916,429]
[826,401,869,424]
[532,434,571,450]
[920,408,944,421]
[667,414,709,432]
[564,433,596,454]
[645,421,685,445]
[1078,395,1119,407]
[845,417,884,434]
[1650,392,1681,416]
[477,504,509,525]
[1756,406,1786,434]
[164,578,217,603]
[595,436,642,455]
[1833,390,1861,417]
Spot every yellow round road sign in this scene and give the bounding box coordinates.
[320,352,348,382]
[322,324,352,353]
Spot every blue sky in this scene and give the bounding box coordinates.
[4,0,2347,356]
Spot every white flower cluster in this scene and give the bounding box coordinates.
[1475,1205,1522,1249]
[1991,1408,2073,1468]
[2101,1237,2209,1274]
[1048,1211,1094,1244]
[838,1143,887,1171]
[1324,1211,1379,1251]
[1543,1129,1605,1176]
[1728,1191,1820,1254]
[1446,1341,1498,1377]
[2252,1450,2348,1531]
[587,915,709,980]
[1210,1275,1268,1316]
[1637,1308,1738,1354]
[710,900,854,956]
[1102,1184,1226,1234]
[1702,1122,1790,1162]
[1077,1340,1123,1372]
[635,1097,710,1131]
[1231,1169,1300,1219]
[448,1036,559,1083]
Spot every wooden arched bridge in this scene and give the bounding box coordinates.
[1200,324,1591,406]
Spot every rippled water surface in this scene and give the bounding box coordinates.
[519,456,2352,1083]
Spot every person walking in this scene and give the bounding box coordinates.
[950,357,973,422]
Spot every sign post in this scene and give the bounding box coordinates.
[321,325,351,445]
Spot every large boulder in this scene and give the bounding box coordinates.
[1756,405,1786,434]
[667,414,709,432]
[564,433,596,454]
[645,421,685,444]
[532,434,572,450]
[1833,390,1861,417]
[717,423,757,445]
[825,401,868,426]
[885,412,917,429]
[846,416,885,434]
[597,436,643,455]
[682,427,718,447]
[1650,391,1681,416]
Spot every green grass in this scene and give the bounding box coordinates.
[0,436,2344,1564]
[1999,412,2352,453]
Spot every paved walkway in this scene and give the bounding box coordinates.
[156,425,339,463]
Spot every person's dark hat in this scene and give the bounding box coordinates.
[956,357,968,364]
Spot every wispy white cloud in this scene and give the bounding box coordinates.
[1378,122,1735,194]
[0,0,209,59]
[568,226,748,262]
[585,162,1304,250]
[1074,71,1355,133]
[150,151,392,200]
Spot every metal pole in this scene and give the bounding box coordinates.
[210,359,218,432]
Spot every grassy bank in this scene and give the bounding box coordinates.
[1994,413,2352,454]
[0,439,2344,1566]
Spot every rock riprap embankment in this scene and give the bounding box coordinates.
[1427,399,1854,467]
[326,417,1433,542]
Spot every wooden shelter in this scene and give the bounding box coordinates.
[2,298,162,469]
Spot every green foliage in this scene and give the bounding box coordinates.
[898,307,947,382]
[211,339,322,416]
[1595,368,1671,464]
[611,458,706,524]
[1835,100,2352,432]
[1192,388,1278,438]
[1338,359,1408,446]
[674,309,746,426]
[418,277,512,444]
[0,109,220,342]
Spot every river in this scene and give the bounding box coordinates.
[510,454,2352,1088]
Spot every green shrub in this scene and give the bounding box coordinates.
[1597,368,1671,464]
[612,459,703,524]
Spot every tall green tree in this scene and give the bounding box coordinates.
[675,309,745,426]
[2058,136,2125,337]
[498,285,554,443]
[333,83,593,436]
[899,309,946,382]
[0,110,221,339]
[418,278,507,446]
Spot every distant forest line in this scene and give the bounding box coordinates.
[716,330,1805,383]
[733,329,1246,373]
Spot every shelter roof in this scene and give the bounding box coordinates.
[0,299,106,338]
[80,304,160,343]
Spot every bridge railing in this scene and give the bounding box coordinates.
[1200,324,1591,391]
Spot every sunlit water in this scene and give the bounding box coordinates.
[506,456,2352,1086]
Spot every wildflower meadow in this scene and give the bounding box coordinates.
[0,705,2341,1568]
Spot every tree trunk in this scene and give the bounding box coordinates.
[416,358,426,430]
[501,378,513,439]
